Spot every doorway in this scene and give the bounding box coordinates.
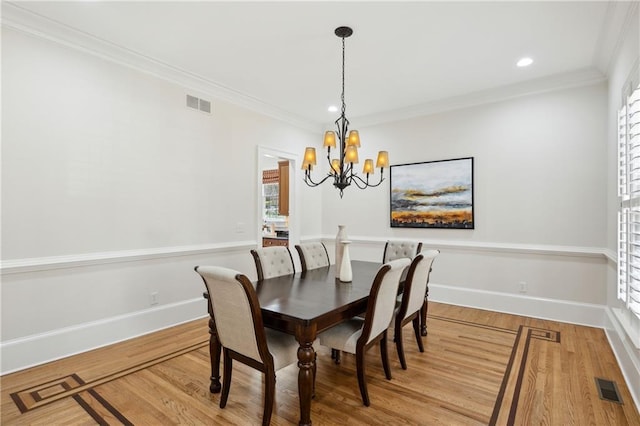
[257,147,297,250]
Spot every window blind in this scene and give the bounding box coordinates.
[619,84,640,319]
[262,169,279,184]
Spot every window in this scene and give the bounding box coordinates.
[618,82,640,320]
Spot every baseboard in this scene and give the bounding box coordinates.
[604,308,640,411]
[0,298,207,375]
[429,283,606,328]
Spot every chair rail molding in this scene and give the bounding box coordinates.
[0,241,256,275]
[322,235,607,259]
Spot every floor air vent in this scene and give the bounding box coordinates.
[595,377,623,404]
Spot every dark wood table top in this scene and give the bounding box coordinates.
[255,260,382,335]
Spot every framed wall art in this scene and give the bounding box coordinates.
[390,157,474,229]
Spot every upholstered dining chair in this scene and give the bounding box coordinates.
[194,265,301,426]
[392,249,439,370]
[318,257,411,407]
[295,242,330,272]
[382,240,423,263]
[251,246,295,281]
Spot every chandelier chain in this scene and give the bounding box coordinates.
[341,36,346,115]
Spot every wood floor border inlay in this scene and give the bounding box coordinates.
[489,325,561,425]
[9,341,208,415]
[74,389,134,426]
[428,314,520,335]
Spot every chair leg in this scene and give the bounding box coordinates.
[395,320,407,370]
[220,349,232,408]
[332,348,341,363]
[380,331,392,380]
[356,348,370,406]
[413,316,424,353]
[312,351,317,399]
[421,287,429,336]
[262,370,276,426]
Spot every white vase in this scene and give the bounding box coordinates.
[335,225,347,278]
[339,240,353,282]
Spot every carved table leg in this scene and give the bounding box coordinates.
[296,326,316,426]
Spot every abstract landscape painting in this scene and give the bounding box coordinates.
[390,157,474,229]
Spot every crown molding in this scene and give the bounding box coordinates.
[354,67,607,127]
[1,2,322,134]
[593,0,639,75]
[1,2,612,133]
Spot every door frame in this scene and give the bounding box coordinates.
[256,146,299,256]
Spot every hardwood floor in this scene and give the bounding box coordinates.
[2,302,639,425]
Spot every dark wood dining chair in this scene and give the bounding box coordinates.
[382,240,423,263]
[392,249,439,370]
[318,257,411,406]
[194,265,301,426]
[250,246,295,281]
[295,242,330,271]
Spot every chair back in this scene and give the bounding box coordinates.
[295,242,330,271]
[399,250,440,320]
[382,240,423,263]
[360,258,411,345]
[195,266,270,365]
[251,246,295,281]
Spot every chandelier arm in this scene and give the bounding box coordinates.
[351,174,368,189]
[303,170,335,187]
[324,151,333,170]
[350,172,385,188]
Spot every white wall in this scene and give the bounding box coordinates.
[0,27,320,372]
[321,83,608,306]
[2,28,320,259]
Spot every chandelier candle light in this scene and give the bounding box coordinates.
[301,26,389,198]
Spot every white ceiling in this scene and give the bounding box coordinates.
[3,1,625,129]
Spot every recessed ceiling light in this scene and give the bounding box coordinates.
[328,105,338,112]
[517,57,533,67]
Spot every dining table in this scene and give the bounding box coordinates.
[203,260,423,426]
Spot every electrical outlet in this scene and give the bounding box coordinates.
[150,292,159,306]
[518,281,527,293]
[236,222,245,233]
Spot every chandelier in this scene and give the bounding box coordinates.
[301,26,389,198]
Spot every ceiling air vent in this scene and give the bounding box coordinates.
[186,94,211,114]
